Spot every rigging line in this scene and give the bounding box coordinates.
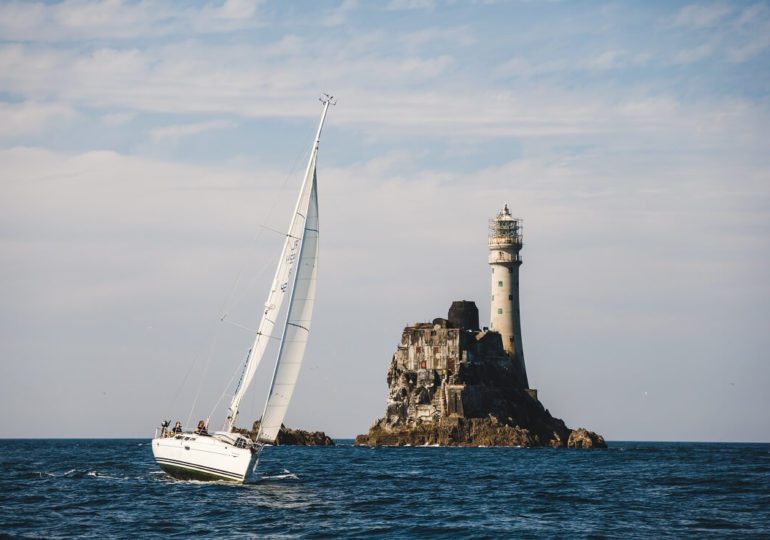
[259,223,301,240]
[168,314,225,421]
[218,142,312,320]
[167,334,205,415]
[220,316,257,334]
[186,322,222,430]
[209,355,247,431]
[221,316,282,340]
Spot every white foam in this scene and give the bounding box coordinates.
[260,470,299,481]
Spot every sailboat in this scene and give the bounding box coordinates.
[151,95,333,483]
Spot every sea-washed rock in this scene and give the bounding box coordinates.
[355,308,605,448]
[238,422,335,446]
[567,428,607,449]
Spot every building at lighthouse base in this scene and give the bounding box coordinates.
[355,301,606,448]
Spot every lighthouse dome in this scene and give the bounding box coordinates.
[495,204,515,221]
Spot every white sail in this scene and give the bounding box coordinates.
[153,95,332,484]
[257,175,319,443]
[224,99,330,432]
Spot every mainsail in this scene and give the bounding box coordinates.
[224,97,330,433]
[257,175,319,443]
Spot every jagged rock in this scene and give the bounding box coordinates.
[567,428,607,449]
[237,422,335,446]
[356,308,606,448]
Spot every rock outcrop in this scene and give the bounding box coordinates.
[567,428,606,449]
[238,422,335,446]
[355,304,606,449]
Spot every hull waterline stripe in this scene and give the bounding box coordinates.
[156,458,243,481]
[155,457,244,480]
[157,462,239,483]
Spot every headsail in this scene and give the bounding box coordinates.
[257,175,319,443]
[224,96,332,433]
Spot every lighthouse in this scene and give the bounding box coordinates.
[488,204,529,387]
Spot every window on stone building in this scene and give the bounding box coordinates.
[497,308,503,314]
[508,294,512,300]
[498,281,503,287]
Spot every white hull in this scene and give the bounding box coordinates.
[152,432,257,483]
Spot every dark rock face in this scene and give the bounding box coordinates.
[356,311,606,449]
[239,422,335,446]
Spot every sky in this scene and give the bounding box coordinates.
[1,0,769,441]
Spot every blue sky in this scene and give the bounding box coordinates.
[1,0,769,441]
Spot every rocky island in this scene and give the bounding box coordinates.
[354,303,605,448]
[238,421,335,446]
[356,206,606,448]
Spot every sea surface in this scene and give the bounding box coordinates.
[1,440,769,538]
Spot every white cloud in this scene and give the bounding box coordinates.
[735,2,767,26]
[586,49,628,70]
[149,120,238,142]
[216,0,262,20]
[0,0,263,41]
[728,32,770,62]
[398,26,475,50]
[2,71,769,438]
[399,54,454,78]
[495,57,568,79]
[386,0,436,10]
[100,111,134,126]
[673,42,714,64]
[1,1,769,441]
[322,0,358,27]
[619,97,679,119]
[0,101,75,138]
[673,3,732,28]
[727,4,770,62]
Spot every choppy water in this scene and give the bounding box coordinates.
[1,440,769,538]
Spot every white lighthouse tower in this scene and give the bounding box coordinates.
[488,204,528,387]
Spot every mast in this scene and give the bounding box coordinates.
[224,95,333,433]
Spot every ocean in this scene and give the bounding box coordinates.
[1,439,769,538]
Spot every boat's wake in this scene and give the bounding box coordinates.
[33,469,125,480]
[86,470,118,479]
[259,469,299,481]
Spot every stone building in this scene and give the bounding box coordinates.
[381,302,531,431]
